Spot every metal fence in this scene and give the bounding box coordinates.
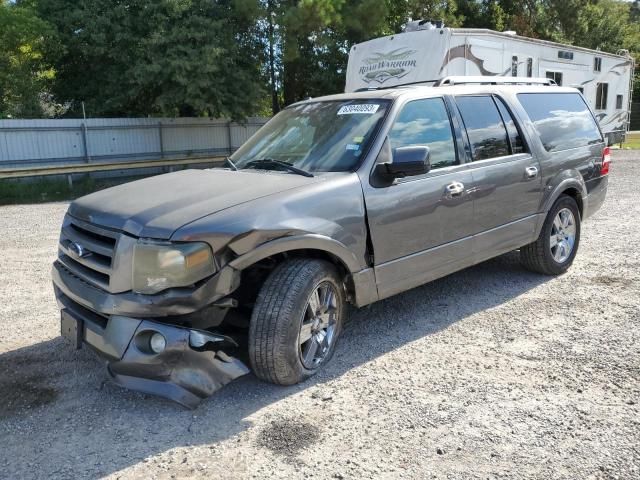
[0,117,269,170]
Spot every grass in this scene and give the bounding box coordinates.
[622,132,640,150]
[0,175,147,206]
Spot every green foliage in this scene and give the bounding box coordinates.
[4,0,640,118]
[36,0,265,118]
[0,0,56,118]
[260,0,389,108]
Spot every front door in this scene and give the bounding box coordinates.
[362,97,475,300]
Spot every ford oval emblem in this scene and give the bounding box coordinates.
[69,241,90,258]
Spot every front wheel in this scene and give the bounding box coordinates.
[248,259,345,385]
[520,195,581,275]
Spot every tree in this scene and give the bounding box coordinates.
[257,0,390,112]
[37,0,265,118]
[385,0,463,33]
[5,0,639,118]
[0,0,55,118]
[561,0,640,54]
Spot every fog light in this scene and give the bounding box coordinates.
[149,333,166,353]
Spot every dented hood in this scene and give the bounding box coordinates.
[68,169,321,238]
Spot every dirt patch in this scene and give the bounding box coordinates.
[590,275,630,286]
[0,374,58,419]
[256,417,321,457]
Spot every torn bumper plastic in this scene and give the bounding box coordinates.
[106,320,249,408]
[55,285,249,408]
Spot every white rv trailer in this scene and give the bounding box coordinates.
[345,23,635,144]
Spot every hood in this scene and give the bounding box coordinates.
[68,169,322,238]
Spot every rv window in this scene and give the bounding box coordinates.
[558,51,574,60]
[616,94,623,110]
[545,71,563,86]
[454,96,509,160]
[596,83,608,109]
[527,58,533,77]
[495,97,525,154]
[512,56,518,77]
[388,98,457,170]
[594,57,602,72]
[517,93,602,152]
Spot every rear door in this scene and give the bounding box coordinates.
[453,94,544,263]
[362,96,475,300]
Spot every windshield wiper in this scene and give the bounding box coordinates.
[224,156,238,171]
[242,158,314,177]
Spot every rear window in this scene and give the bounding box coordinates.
[517,93,602,152]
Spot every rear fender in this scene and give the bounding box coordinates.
[535,173,587,236]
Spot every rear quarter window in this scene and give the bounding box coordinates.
[517,93,602,152]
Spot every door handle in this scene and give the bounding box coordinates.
[525,166,539,179]
[445,181,465,197]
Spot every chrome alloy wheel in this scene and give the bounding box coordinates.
[550,208,577,263]
[298,281,338,369]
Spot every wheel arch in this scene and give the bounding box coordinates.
[227,234,377,307]
[559,186,584,218]
[543,178,587,218]
[228,234,363,273]
[535,177,587,240]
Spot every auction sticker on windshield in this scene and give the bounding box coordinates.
[337,104,380,115]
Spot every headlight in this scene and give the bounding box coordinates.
[132,240,215,294]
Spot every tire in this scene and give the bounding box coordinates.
[248,258,346,385]
[520,195,581,275]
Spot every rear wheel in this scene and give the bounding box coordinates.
[248,259,345,385]
[520,195,581,275]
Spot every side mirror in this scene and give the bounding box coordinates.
[390,146,431,177]
[375,145,431,182]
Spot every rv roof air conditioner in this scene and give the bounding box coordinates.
[404,19,444,32]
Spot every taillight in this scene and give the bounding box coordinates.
[601,146,611,175]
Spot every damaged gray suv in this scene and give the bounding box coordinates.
[53,78,610,407]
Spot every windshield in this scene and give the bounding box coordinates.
[231,99,390,172]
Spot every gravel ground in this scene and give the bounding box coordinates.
[0,151,638,480]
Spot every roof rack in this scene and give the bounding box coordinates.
[434,76,556,86]
[354,79,440,92]
[353,76,556,92]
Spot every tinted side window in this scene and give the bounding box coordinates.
[389,98,456,169]
[495,97,525,154]
[517,93,602,152]
[455,96,509,160]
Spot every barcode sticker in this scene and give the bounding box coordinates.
[337,104,380,115]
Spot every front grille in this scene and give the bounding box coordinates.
[58,216,136,293]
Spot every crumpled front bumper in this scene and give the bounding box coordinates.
[107,319,249,408]
[53,263,249,408]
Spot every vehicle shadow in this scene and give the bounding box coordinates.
[0,251,550,478]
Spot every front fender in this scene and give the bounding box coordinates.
[226,234,378,307]
[228,233,363,273]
